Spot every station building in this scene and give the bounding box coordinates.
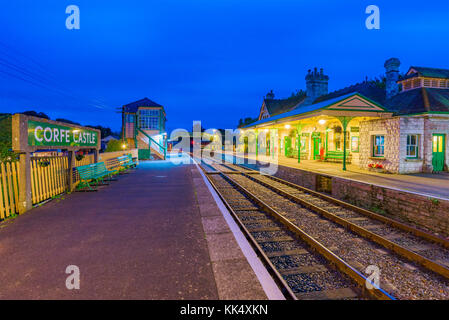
[243,58,449,174]
[121,97,167,160]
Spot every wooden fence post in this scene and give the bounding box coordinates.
[18,152,32,214]
[68,151,75,192]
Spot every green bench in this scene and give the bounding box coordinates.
[325,151,352,163]
[77,162,118,191]
[125,154,138,168]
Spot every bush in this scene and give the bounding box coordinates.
[105,139,123,152]
[0,114,18,162]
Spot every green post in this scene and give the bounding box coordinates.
[255,130,258,157]
[296,124,303,163]
[336,116,353,171]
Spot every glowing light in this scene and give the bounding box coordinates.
[284,124,291,129]
[122,144,127,149]
[264,129,269,133]
[318,119,326,125]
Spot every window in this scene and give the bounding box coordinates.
[126,114,135,123]
[138,109,160,130]
[373,135,385,157]
[406,134,419,158]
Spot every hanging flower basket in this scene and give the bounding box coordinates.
[38,160,50,168]
[75,154,85,161]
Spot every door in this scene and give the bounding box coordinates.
[313,138,321,160]
[432,134,445,172]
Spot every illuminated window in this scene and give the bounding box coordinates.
[406,134,419,158]
[372,135,385,157]
[139,109,160,130]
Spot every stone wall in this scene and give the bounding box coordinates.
[398,117,425,173]
[359,115,449,174]
[270,164,449,236]
[359,117,400,173]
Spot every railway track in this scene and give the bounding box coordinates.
[196,155,449,300]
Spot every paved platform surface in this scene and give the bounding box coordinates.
[0,158,268,299]
[222,152,449,200]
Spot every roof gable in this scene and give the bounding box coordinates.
[123,97,163,113]
[406,67,449,80]
[246,92,390,128]
[328,96,386,112]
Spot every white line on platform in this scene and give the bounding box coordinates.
[192,157,286,300]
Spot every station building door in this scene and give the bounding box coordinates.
[312,134,322,160]
[432,134,446,172]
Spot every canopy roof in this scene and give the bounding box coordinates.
[244,92,392,128]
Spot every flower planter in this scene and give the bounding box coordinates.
[368,167,385,173]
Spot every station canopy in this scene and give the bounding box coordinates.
[244,92,393,129]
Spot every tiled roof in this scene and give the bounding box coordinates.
[385,88,449,115]
[312,81,386,106]
[403,67,449,80]
[247,92,376,128]
[264,93,307,116]
[123,97,162,113]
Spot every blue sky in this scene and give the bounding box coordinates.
[0,0,448,133]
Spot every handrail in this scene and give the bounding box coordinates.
[137,128,166,159]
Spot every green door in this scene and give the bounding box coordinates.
[284,136,292,156]
[313,138,321,160]
[432,134,445,172]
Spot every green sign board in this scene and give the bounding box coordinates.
[28,120,98,147]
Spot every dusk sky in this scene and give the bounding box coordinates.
[0,0,448,133]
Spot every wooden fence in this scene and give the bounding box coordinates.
[0,161,20,219]
[0,154,96,219]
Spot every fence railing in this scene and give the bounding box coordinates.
[0,161,20,219]
[30,157,69,204]
[0,154,97,220]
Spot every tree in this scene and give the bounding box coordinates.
[21,111,50,119]
[0,114,17,162]
[55,118,81,125]
[86,125,116,139]
[105,139,123,152]
[237,117,257,128]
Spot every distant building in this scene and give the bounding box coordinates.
[121,97,167,160]
[243,59,449,174]
[101,135,118,151]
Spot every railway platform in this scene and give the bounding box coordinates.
[0,155,281,299]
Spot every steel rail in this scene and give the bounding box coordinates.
[264,174,449,249]
[221,172,394,300]
[228,159,449,250]
[195,161,298,300]
[243,173,449,280]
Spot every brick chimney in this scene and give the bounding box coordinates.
[384,58,401,99]
[265,90,275,100]
[304,67,329,105]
